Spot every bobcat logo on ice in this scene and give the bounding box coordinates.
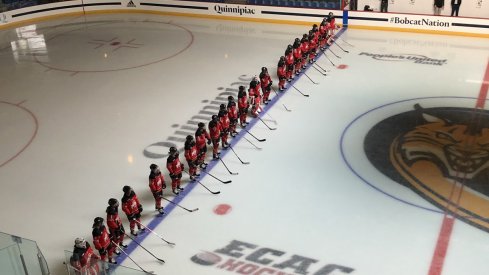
[364,104,489,233]
[127,0,136,7]
[191,240,355,274]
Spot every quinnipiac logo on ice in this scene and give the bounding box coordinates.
[389,17,450,27]
[364,103,489,233]
[359,52,447,66]
[190,240,354,275]
[214,5,255,16]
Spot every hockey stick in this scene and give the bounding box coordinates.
[112,242,155,274]
[312,65,327,76]
[201,170,232,184]
[243,136,262,150]
[245,129,266,142]
[124,234,165,263]
[271,87,291,112]
[219,157,239,174]
[314,62,330,72]
[321,50,336,66]
[329,48,341,58]
[303,72,319,84]
[160,196,199,212]
[265,112,277,124]
[183,170,222,193]
[134,220,175,246]
[258,117,277,130]
[339,37,354,47]
[291,85,310,97]
[229,146,250,165]
[334,40,349,53]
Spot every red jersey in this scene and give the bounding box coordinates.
[238,94,248,109]
[72,244,99,273]
[106,206,122,230]
[149,171,165,193]
[184,143,198,161]
[209,120,222,139]
[319,24,327,36]
[260,72,272,89]
[301,40,309,54]
[195,128,210,150]
[166,154,183,175]
[329,17,336,30]
[293,47,302,59]
[285,52,294,65]
[277,64,286,77]
[92,226,111,250]
[219,114,230,130]
[227,101,238,119]
[121,191,141,216]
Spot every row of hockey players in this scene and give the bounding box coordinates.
[277,12,337,91]
[70,15,335,273]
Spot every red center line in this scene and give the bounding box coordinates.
[428,59,489,275]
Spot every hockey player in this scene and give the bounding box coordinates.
[70,238,100,275]
[209,115,222,159]
[121,185,144,236]
[167,147,184,195]
[259,67,273,104]
[92,217,117,264]
[308,31,318,63]
[238,86,249,127]
[184,135,199,180]
[218,104,230,148]
[106,198,126,253]
[319,19,328,50]
[328,12,336,38]
[300,34,309,69]
[249,76,262,117]
[293,38,302,74]
[195,122,211,169]
[285,45,295,82]
[227,96,238,137]
[277,56,287,91]
[148,164,166,214]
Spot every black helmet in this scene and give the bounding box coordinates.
[123,185,131,193]
[212,115,218,120]
[220,104,226,110]
[261,67,267,72]
[228,96,234,101]
[198,122,205,128]
[108,198,118,206]
[93,217,104,225]
[150,163,157,170]
[169,147,177,154]
[239,85,245,91]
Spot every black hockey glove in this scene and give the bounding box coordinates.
[138,205,143,213]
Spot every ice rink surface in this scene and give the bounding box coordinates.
[1,12,489,275]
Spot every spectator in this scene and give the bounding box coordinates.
[381,0,388,12]
[434,0,444,15]
[451,0,461,16]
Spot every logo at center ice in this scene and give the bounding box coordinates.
[359,52,447,66]
[363,103,489,233]
[190,240,355,274]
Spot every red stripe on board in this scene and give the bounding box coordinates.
[475,60,489,108]
[428,216,455,275]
